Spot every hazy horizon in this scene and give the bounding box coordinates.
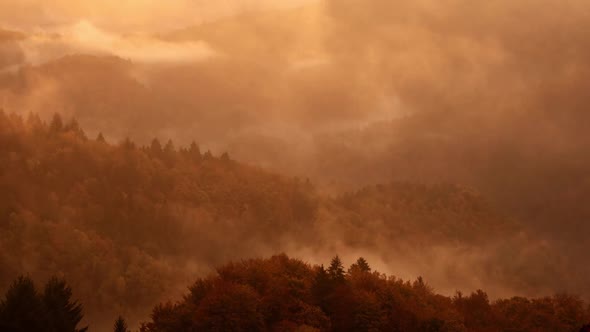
[1,0,590,330]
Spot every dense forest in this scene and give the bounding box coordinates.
[141,255,590,332]
[2,255,589,332]
[0,111,564,329]
[0,111,318,327]
[1,111,588,330]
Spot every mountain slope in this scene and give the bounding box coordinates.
[0,111,535,326]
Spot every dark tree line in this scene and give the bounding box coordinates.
[141,254,590,332]
[0,256,589,332]
[0,274,135,332]
[0,277,87,332]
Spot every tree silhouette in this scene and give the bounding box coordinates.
[49,113,64,133]
[96,132,106,143]
[0,276,46,332]
[64,118,86,138]
[220,152,231,162]
[311,265,332,312]
[349,257,371,274]
[120,137,135,150]
[189,141,201,158]
[150,138,163,155]
[43,277,88,332]
[0,276,87,332]
[328,256,345,282]
[26,112,44,132]
[164,139,175,154]
[114,316,129,332]
[203,150,213,160]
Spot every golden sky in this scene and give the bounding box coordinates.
[0,0,318,65]
[0,0,314,32]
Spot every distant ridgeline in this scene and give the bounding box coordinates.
[1,255,589,332]
[0,111,318,326]
[0,111,580,329]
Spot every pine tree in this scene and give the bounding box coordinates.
[328,256,345,282]
[26,112,44,132]
[150,138,163,154]
[163,139,177,166]
[121,137,135,150]
[164,139,175,154]
[188,141,202,163]
[189,141,201,156]
[203,150,213,160]
[311,265,332,312]
[43,277,87,332]
[49,113,64,133]
[0,276,47,332]
[96,132,106,143]
[114,316,129,332]
[349,257,371,274]
[64,118,85,138]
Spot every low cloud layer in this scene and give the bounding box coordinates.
[20,21,216,65]
[0,0,313,32]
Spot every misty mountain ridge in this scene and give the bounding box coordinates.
[0,111,570,329]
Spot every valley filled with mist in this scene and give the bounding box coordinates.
[1,0,590,331]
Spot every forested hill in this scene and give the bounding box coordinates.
[0,111,574,329]
[0,111,318,327]
[142,254,590,332]
[2,255,589,332]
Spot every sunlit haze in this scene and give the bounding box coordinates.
[1,0,590,331]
